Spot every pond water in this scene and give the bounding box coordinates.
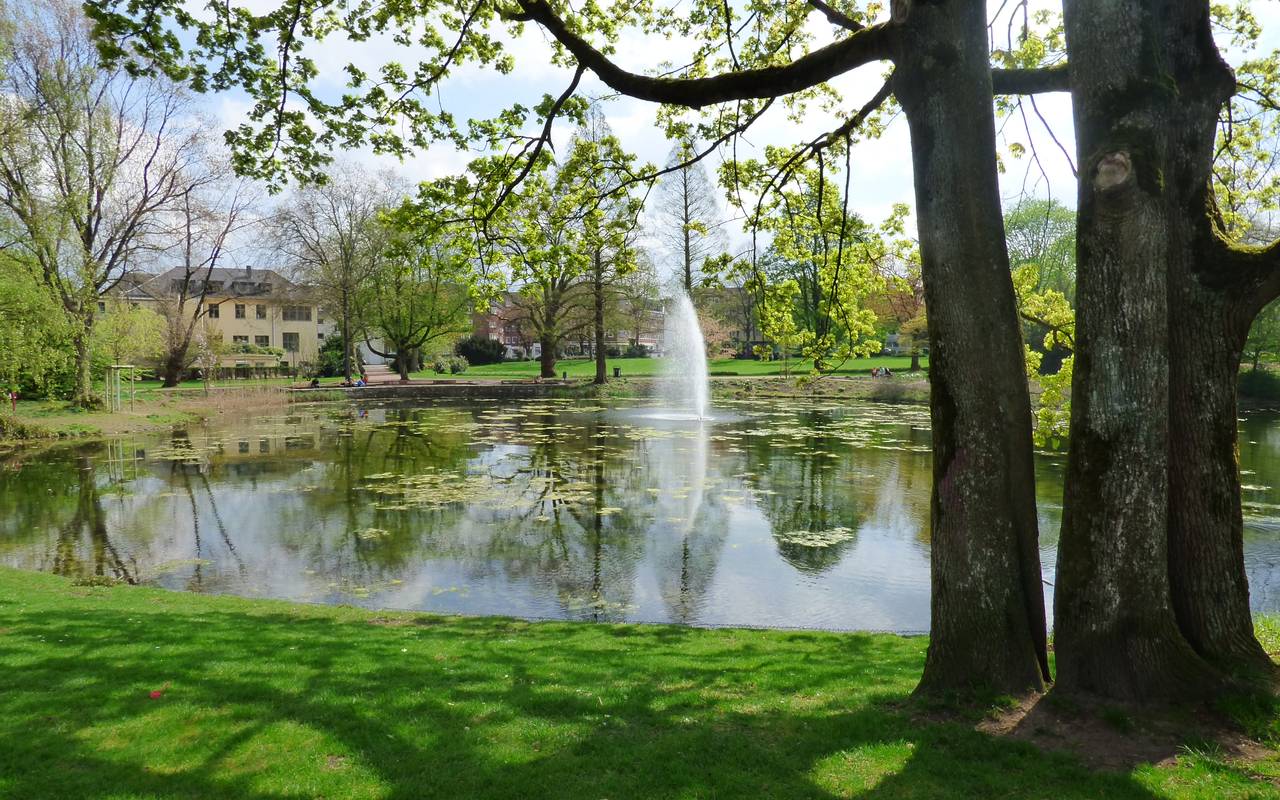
[3,397,1280,632]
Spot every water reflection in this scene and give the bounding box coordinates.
[3,399,1280,631]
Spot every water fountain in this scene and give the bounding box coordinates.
[661,292,711,420]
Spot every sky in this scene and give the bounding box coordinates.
[202,1,1280,277]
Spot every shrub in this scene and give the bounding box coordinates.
[431,355,469,375]
[455,335,505,365]
[605,345,622,358]
[1240,368,1280,401]
[624,343,649,358]
[315,335,363,378]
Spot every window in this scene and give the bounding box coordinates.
[255,335,270,347]
[235,304,245,319]
[282,332,300,352]
[256,304,267,320]
[232,335,249,344]
[206,303,220,319]
[282,305,312,322]
[318,332,325,340]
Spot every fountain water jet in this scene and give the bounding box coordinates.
[661,292,711,420]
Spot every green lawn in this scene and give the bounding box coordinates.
[0,568,1275,799]
[416,355,927,380]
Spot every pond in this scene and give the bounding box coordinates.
[3,397,1280,632]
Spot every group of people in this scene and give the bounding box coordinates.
[869,367,894,378]
[308,373,369,389]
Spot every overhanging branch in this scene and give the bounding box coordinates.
[510,0,896,108]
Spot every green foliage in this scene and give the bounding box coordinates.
[1013,263,1076,448]
[1244,299,1280,371]
[431,354,468,375]
[315,334,362,378]
[455,335,506,366]
[0,252,73,398]
[0,414,56,441]
[1004,199,1076,300]
[90,299,165,372]
[726,158,893,375]
[1239,366,1280,401]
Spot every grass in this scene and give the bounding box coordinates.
[413,355,926,380]
[0,567,1275,799]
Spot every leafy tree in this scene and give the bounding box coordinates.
[734,160,888,373]
[0,0,203,405]
[0,251,71,397]
[87,0,1069,696]
[361,220,480,381]
[1012,263,1074,448]
[564,107,644,384]
[1244,299,1280,372]
[1003,198,1076,301]
[275,163,393,382]
[90,298,165,372]
[455,336,505,366]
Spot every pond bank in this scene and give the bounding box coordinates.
[0,566,1275,799]
[0,384,306,443]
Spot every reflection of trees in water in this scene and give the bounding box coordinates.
[736,408,932,574]
[52,454,136,583]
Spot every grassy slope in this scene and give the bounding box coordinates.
[416,355,927,380]
[0,568,1275,799]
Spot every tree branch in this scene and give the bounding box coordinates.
[991,64,1070,95]
[510,0,896,109]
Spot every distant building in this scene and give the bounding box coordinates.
[114,267,326,367]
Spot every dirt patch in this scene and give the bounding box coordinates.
[367,615,444,628]
[976,693,1276,775]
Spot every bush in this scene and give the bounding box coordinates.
[1240,368,1280,401]
[315,335,363,378]
[455,335,505,365]
[624,343,649,358]
[431,355,468,375]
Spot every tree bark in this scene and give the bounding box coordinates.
[1161,13,1274,676]
[594,250,607,385]
[1055,0,1223,700]
[540,333,557,378]
[70,309,95,408]
[341,291,353,382]
[894,0,1049,697]
[161,347,188,388]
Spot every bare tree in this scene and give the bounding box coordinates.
[0,0,203,405]
[615,253,661,349]
[274,164,395,382]
[653,142,727,296]
[153,164,261,386]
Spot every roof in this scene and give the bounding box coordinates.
[117,267,310,302]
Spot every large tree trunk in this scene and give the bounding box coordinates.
[341,291,353,383]
[161,347,189,388]
[594,252,607,385]
[1054,0,1222,700]
[70,310,95,408]
[539,333,557,379]
[894,0,1049,697]
[1161,11,1275,677]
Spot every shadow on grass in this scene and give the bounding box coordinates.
[0,598,1182,799]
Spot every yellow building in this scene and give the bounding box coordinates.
[120,267,329,368]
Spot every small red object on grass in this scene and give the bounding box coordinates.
[149,690,163,700]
